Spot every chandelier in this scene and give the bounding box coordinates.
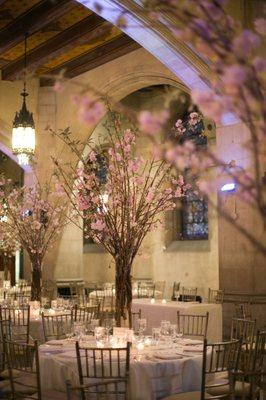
[12,33,35,166]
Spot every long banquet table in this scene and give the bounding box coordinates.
[39,337,206,400]
[132,299,222,342]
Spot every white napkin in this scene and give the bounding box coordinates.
[183,345,203,352]
[45,340,67,346]
[152,351,183,360]
[181,339,203,346]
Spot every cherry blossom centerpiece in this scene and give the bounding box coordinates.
[0,177,68,300]
[53,112,188,326]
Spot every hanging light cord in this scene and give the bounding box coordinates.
[23,32,28,96]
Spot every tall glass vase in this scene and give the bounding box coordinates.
[30,258,42,301]
[114,257,132,327]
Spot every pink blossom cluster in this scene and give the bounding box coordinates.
[71,94,105,126]
[0,176,68,263]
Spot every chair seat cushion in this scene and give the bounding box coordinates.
[207,380,251,397]
[163,391,200,399]
[0,369,21,379]
[24,389,66,400]
[0,373,37,395]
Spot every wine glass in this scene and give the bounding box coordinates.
[95,327,107,346]
[152,327,161,345]
[138,318,147,337]
[73,322,86,341]
[169,324,177,347]
[90,319,100,334]
[104,317,115,337]
[176,326,183,342]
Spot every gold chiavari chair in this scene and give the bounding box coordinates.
[42,279,56,301]
[41,311,74,342]
[99,310,116,328]
[0,305,30,344]
[163,338,242,400]
[0,318,11,375]
[229,330,266,399]
[176,311,209,339]
[96,288,115,312]
[74,304,99,323]
[66,379,128,400]
[208,288,224,304]
[181,287,198,302]
[234,303,253,320]
[76,341,130,400]
[230,318,256,347]
[137,282,155,299]
[1,338,65,399]
[69,282,85,297]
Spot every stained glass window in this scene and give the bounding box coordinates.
[83,150,108,245]
[181,190,208,240]
[174,113,209,240]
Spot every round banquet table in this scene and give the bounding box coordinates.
[39,338,206,400]
[132,299,222,342]
[89,289,163,300]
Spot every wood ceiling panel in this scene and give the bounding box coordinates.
[0,0,41,30]
[0,3,92,63]
[40,34,141,85]
[37,26,121,74]
[0,0,141,82]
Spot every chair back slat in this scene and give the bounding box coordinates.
[74,305,99,323]
[229,330,266,399]
[0,305,30,343]
[181,287,198,302]
[41,311,73,341]
[76,341,130,381]
[202,338,242,400]
[3,338,41,399]
[234,303,253,320]
[208,288,224,304]
[66,378,128,400]
[230,318,256,346]
[177,311,209,338]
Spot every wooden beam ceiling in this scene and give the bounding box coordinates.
[0,0,75,54]
[40,34,140,86]
[2,13,109,80]
[0,0,141,84]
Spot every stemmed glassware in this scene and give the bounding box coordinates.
[73,321,86,341]
[160,320,170,336]
[137,318,147,337]
[176,326,183,342]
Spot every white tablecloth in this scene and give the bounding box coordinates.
[132,299,222,342]
[89,289,162,300]
[39,339,205,399]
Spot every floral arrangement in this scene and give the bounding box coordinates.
[0,176,68,300]
[53,112,188,325]
[137,0,266,254]
[0,221,20,280]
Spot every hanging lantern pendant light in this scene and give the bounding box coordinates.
[12,33,36,166]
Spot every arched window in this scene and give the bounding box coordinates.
[171,113,214,241]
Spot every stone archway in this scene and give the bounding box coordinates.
[77,0,211,92]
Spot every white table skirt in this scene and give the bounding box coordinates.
[39,341,205,399]
[132,299,222,342]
